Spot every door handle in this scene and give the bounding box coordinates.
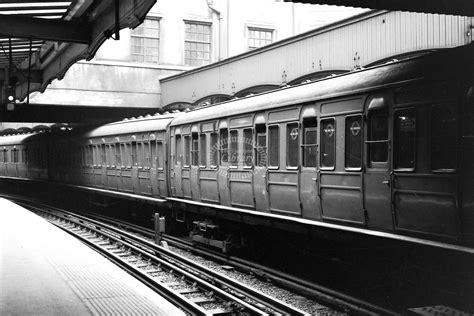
[382,180,390,186]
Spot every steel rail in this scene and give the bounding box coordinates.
[19,201,306,315]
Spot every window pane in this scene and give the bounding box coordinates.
[369,112,388,163]
[219,129,228,164]
[157,141,164,168]
[151,142,157,167]
[210,133,218,166]
[255,125,267,167]
[243,129,253,166]
[303,120,317,167]
[345,116,363,169]
[320,119,335,168]
[184,136,190,166]
[431,105,457,170]
[269,125,279,167]
[394,110,416,169]
[192,134,199,166]
[176,135,182,165]
[286,123,299,167]
[200,134,207,166]
[229,130,238,166]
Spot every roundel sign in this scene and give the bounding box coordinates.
[324,124,335,137]
[290,128,299,140]
[350,120,361,136]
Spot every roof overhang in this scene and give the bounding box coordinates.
[284,0,474,16]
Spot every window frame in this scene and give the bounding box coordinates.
[199,133,207,168]
[286,122,300,169]
[184,20,211,66]
[320,118,336,170]
[229,129,239,168]
[268,124,280,169]
[430,103,457,172]
[366,110,390,169]
[247,26,273,50]
[393,108,417,172]
[344,114,363,171]
[130,17,160,64]
[301,119,318,168]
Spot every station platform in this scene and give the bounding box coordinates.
[0,198,185,316]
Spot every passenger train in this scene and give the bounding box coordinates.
[1,43,473,250]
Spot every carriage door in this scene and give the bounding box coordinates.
[217,124,231,206]
[299,111,321,219]
[253,121,269,212]
[172,131,184,197]
[364,96,393,230]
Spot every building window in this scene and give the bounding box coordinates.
[184,21,211,66]
[131,18,160,63]
[248,27,273,50]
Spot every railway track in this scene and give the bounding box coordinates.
[3,193,397,315]
[12,198,311,315]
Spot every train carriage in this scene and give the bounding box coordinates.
[0,43,473,248]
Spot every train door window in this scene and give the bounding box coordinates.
[157,141,164,169]
[368,111,389,167]
[302,119,317,168]
[210,132,218,167]
[431,104,457,171]
[131,141,138,166]
[175,135,182,165]
[286,123,299,168]
[229,130,238,167]
[151,141,157,168]
[121,143,127,166]
[115,144,121,166]
[243,128,253,167]
[199,134,207,167]
[255,125,266,167]
[393,109,416,170]
[1,149,4,163]
[219,129,228,164]
[345,115,363,169]
[268,125,279,168]
[191,133,199,166]
[144,142,151,168]
[101,144,106,166]
[88,145,93,166]
[183,135,190,167]
[320,119,336,169]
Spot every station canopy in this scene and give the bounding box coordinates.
[0,0,156,106]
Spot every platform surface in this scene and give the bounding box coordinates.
[0,198,185,315]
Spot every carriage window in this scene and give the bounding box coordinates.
[131,142,138,166]
[345,116,363,169]
[255,125,267,167]
[368,111,389,165]
[175,135,182,165]
[144,142,150,168]
[394,110,416,170]
[431,105,457,171]
[199,134,207,166]
[219,129,228,164]
[101,144,106,165]
[320,119,335,168]
[302,120,317,167]
[191,133,199,166]
[115,144,121,166]
[88,145,94,165]
[243,129,253,167]
[12,148,18,163]
[229,130,238,166]
[151,141,157,168]
[287,123,299,167]
[210,132,218,167]
[183,135,191,166]
[269,125,279,167]
[121,143,127,166]
[157,141,164,169]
